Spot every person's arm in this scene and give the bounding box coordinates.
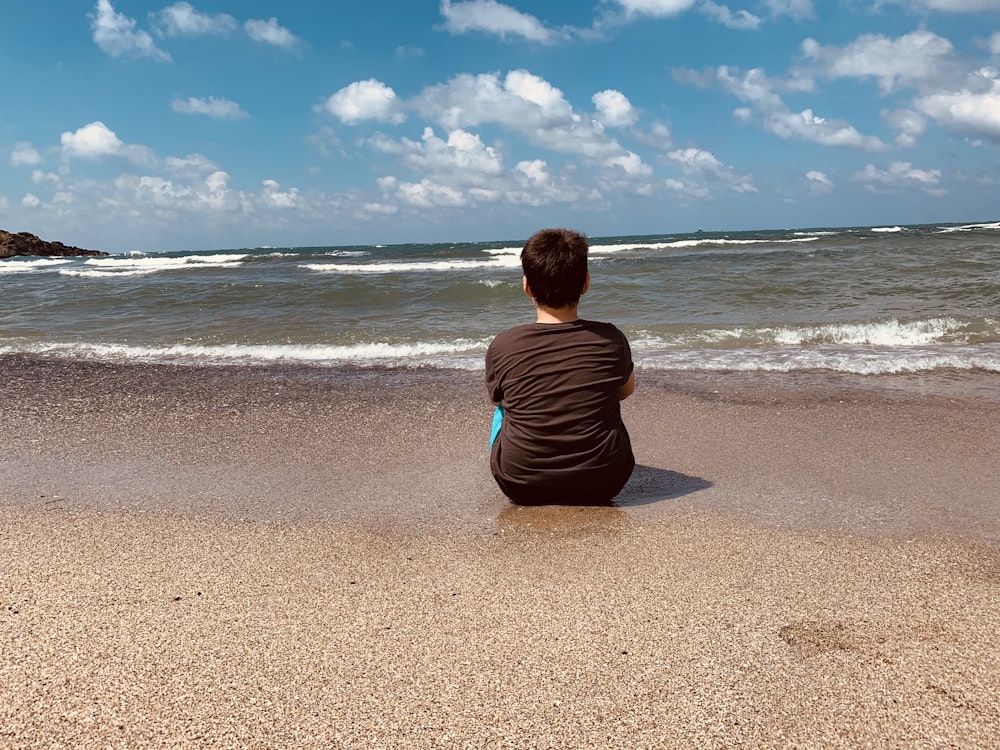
[619,370,635,400]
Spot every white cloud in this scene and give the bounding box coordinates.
[90,0,170,61]
[439,0,556,42]
[854,161,946,195]
[593,90,639,127]
[164,154,219,175]
[889,0,1000,11]
[762,0,814,19]
[171,96,249,120]
[801,31,958,94]
[368,125,592,210]
[412,70,632,161]
[805,170,833,193]
[244,17,301,49]
[378,176,467,208]
[10,142,41,167]
[769,108,888,150]
[321,79,406,125]
[133,175,192,208]
[260,180,301,209]
[154,2,236,36]
[917,77,1000,139]
[634,121,673,149]
[22,193,42,208]
[801,31,1000,142]
[361,202,398,216]
[605,151,652,177]
[32,170,62,186]
[680,65,887,151]
[60,121,125,159]
[663,177,710,199]
[400,128,504,180]
[883,108,927,147]
[699,2,761,29]
[106,168,313,222]
[197,171,233,210]
[668,147,757,193]
[613,0,698,18]
[60,121,156,164]
[517,159,549,184]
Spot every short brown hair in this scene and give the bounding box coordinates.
[520,228,589,308]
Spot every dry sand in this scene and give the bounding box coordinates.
[2,356,999,748]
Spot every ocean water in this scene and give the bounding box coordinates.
[2,221,999,387]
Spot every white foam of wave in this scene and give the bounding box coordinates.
[937,221,1000,233]
[302,256,520,274]
[7,338,997,376]
[86,253,249,267]
[58,253,248,278]
[0,338,491,368]
[871,226,906,233]
[0,258,74,274]
[482,237,820,256]
[595,237,821,253]
[770,318,972,347]
[637,345,1000,375]
[323,250,370,257]
[633,318,994,352]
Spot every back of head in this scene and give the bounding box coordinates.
[521,228,589,309]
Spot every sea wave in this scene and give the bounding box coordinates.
[631,317,998,350]
[58,253,248,278]
[482,237,821,256]
[4,333,999,376]
[937,221,1000,233]
[0,338,492,368]
[302,257,520,274]
[637,344,1000,375]
[0,258,74,274]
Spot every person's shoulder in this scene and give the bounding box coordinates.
[581,319,628,339]
[489,323,536,348]
[492,323,536,338]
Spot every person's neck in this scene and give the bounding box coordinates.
[535,303,580,324]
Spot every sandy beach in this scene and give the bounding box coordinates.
[2,355,999,748]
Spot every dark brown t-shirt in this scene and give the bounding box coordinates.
[485,319,634,504]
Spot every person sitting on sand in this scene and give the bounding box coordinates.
[486,228,636,505]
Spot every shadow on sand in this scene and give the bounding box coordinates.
[494,466,712,538]
[613,464,713,508]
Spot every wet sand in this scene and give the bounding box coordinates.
[2,355,999,747]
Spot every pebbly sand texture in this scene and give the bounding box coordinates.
[2,355,999,748]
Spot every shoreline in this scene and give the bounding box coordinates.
[3,355,999,746]
[2,353,998,541]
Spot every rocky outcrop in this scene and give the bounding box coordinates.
[0,230,108,259]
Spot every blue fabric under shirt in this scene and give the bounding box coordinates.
[490,405,504,448]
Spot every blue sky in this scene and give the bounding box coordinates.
[3,1,1000,252]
